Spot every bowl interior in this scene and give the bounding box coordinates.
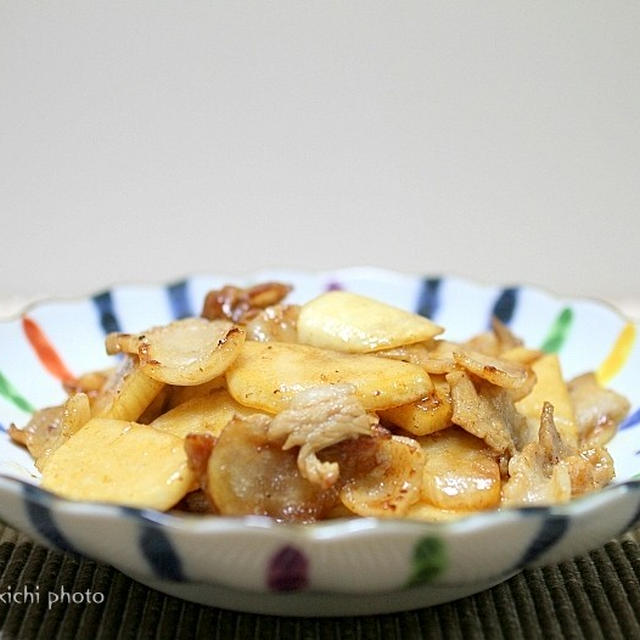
[0,268,638,487]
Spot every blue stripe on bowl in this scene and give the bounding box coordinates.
[491,287,518,326]
[22,484,76,554]
[92,290,122,335]
[416,277,442,320]
[167,280,193,320]
[518,512,569,567]
[621,408,640,432]
[120,507,185,581]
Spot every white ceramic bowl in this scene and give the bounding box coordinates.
[0,268,638,616]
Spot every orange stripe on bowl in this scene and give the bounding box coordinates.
[22,316,74,383]
[596,323,636,386]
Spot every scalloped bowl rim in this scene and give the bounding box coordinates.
[0,266,637,539]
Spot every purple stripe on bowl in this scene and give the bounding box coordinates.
[267,545,309,591]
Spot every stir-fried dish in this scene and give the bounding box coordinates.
[9,283,631,522]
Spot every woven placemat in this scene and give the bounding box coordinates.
[0,523,639,640]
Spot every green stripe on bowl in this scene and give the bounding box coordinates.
[540,307,574,353]
[0,370,34,413]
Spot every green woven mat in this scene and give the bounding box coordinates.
[0,523,639,640]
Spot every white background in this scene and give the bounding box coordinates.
[1,2,639,307]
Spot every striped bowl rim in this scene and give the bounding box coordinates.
[1,267,638,539]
